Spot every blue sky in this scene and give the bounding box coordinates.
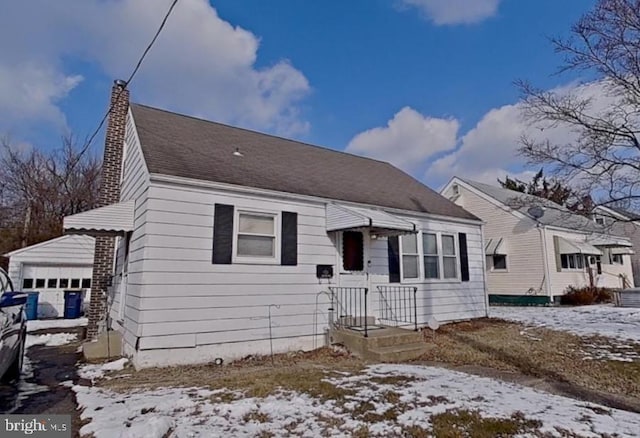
[0,0,597,187]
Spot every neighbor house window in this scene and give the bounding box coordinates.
[235,212,277,259]
[561,254,585,270]
[423,233,439,279]
[401,234,419,279]
[35,278,45,288]
[22,279,34,289]
[47,278,58,289]
[611,254,624,265]
[71,278,81,288]
[492,255,507,270]
[59,279,69,288]
[82,278,91,288]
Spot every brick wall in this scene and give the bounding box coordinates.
[87,81,129,339]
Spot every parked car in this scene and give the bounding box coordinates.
[0,267,27,382]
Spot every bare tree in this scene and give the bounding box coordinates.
[518,0,640,217]
[0,137,101,256]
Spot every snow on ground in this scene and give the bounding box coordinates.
[27,317,88,332]
[78,358,129,382]
[74,364,640,438]
[490,305,640,342]
[26,332,78,349]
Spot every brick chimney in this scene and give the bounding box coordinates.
[87,80,130,339]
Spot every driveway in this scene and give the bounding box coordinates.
[0,324,85,437]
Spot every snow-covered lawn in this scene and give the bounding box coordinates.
[74,363,640,438]
[27,317,88,332]
[490,305,640,342]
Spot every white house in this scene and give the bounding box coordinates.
[592,206,640,287]
[5,235,94,317]
[441,177,634,305]
[62,83,488,368]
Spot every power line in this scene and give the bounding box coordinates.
[73,0,180,167]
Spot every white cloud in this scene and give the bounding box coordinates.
[426,80,614,186]
[399,0,502,25]
[346,107,459,173]
[0,0,310,136]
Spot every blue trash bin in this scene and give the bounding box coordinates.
[63,290,84,319]
[25,291,39,320]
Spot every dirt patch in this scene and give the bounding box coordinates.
[414,318,640,411]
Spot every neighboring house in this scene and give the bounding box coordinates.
[63,82,487,368]
[441,178,634,305]
[592,206,640,287]
[4,235,94,317]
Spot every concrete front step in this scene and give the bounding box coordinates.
[366,342,429,362]
[330,325,427,361]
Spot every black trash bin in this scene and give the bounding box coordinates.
[63,290,84,319]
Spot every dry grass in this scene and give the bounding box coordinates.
[416,318,640,401]
[430,409,543,438]
[100,347,363,400]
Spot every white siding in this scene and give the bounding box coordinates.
[127,179,486,367]
[445,184,547,297]
[6,235,95,317]
[110,111,150,346]
[545,229,635,294]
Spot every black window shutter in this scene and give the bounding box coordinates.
[281,211,298,266]
[459,233,470,282]
[342,231,364,271]
[388,236,401,283]
[212,204,234,264]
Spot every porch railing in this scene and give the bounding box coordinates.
[377,286,418,331]
[328,287,369,337]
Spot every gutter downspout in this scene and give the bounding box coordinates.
[480,223,490,316]
[538,225,553,303]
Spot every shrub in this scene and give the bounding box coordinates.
[560,286,613,306]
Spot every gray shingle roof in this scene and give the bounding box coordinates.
[130,103,479,220]
[461,179,608,233]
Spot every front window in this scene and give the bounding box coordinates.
[236,212,277,259]
[401,234,419,279]
[399,231,460,282]
[611,254,624,265]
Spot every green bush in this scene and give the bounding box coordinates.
[560,286,613,306]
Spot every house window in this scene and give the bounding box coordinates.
[611,254,624,265]
[595,217,605,225]
[442,234,458,279]
[35,278,45,288]
[59,278,69,288]
[71,278,81,288]
[422,233,439,279]
[82,278,92,288]
[236,212,276,259]
[22,279,34,289]
[561,254,585,270]
[342,231,364,271]
[47,278,58,289]
[492,255,507,270]
[401,234,419,279]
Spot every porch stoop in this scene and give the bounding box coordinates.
[330,326,428,362]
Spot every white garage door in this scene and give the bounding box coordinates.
[21,265,92,318]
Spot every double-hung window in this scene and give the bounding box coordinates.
[399,231,460,281]
[422,233,439,279]
[401,234,419,279]
[235,211,278,261]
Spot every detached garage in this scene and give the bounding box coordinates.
[5,235,94,318]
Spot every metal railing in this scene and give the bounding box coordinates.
[328,287,369,337]
[377,286,418,331]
